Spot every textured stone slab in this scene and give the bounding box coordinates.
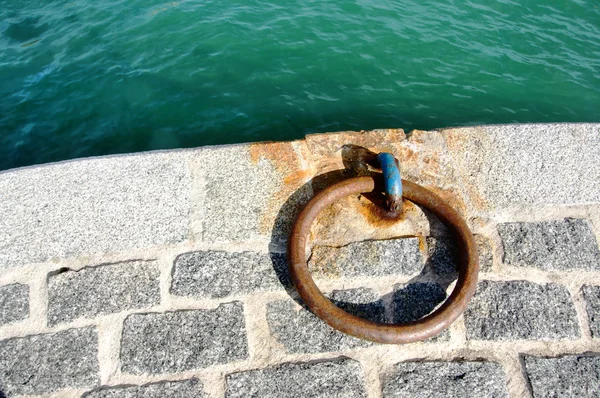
[199,143,311,244]
[524,354,600,397]
[383,361,508,398]
[0,327,99,396]
[444,124,600,208]
[426,235,493,276]
[171,251,287,298]
[498,219,600,271]
[0,153,191,269]
[226,358,367,398]
[475,235,494,272]
[393,283,446,323]
[308,238,424,279]
[464,280,579,340]
[121,302,248,375]
[0,283,29,326]
[582,285,600,338]
[48,261,160,325]
[82,378,207,398]
[267,288,384,353]
[426,237,458,277]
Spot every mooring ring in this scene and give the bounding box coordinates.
[288,175,479,344]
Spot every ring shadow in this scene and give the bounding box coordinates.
[268,144,460,326]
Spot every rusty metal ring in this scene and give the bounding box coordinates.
[288,175,479,344]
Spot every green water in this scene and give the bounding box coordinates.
[1,0,599,171]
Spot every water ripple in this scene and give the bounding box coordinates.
[0,0,599,170]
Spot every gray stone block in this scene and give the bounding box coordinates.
[444,124,600,208]
[497,219,600,271]
[425,235,493,275]
[82,378,207,398]
[0,327,99,396]
[475,235,494,272]
[121,302,248,375]
[464,280,579,340]
[426,237,458,278]
[0,283,29,326]
[392,283,449,341]
[524,354,600,397]
[582,285,600,338]
[199,145,311,244]
[226,358,367,398]
[0,152,191,269]
[308,238,424,279]
[171,251,288,298]
[48,261,160,325]
[382,361,508,398]
[267,288,384,354]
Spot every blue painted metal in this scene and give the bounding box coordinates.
[377,152,402,212]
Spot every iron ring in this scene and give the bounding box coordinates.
[288,175,479,344]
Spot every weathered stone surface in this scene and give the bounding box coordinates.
[444,124,600,209]
[524,354,600,397]
[582,285,600,338]
[426,237,458,278]
[82,378,207,398]
[267,288,384,354]
[498,219,600,271]
[226,358,367,398]
[48,261,160,325]
[308,238,424,279]
[0,327,98,396]
[199,143,311,244]
[464,280,579,340]
[0,152,191,269]
[393,283,446,323]
[382,361,508,398]
[0,283,28,326]
[475,235,494,272]
[171,251,287,298]
[393,283,449,341]
[121,302,248,375]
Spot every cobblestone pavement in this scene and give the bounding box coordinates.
[1,124,600,397]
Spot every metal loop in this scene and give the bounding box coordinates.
[288,175,479,344]
[376,152,402,213]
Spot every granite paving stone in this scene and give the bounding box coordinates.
[475,235,494,272]
[426,237,459,278]
[497,219,600,271]
[392,282,449,341]
[82,378,207,398]
[267,288,384,353]
[308,238,424,279]
[120,302,248,375]
[48,260,160,325]
[0,283,29,326]
[225,358,367,398]
[382,361,508,398]
[0,152,191,269]
[0,327,99,396]
[444,124,600,208]
[523,354,600,397]
[464,280,579,340]
[199,144,310,244]
[582,285,600,338]
[171,251,287,298]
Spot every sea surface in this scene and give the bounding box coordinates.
[1,0,599,170]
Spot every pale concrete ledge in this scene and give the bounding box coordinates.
[0,123,599,397]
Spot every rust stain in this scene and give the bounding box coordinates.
[249,141,313,235]
[417,235,427,255]
[355,196,416,229]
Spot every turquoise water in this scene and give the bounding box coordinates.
[1,0,599,171]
